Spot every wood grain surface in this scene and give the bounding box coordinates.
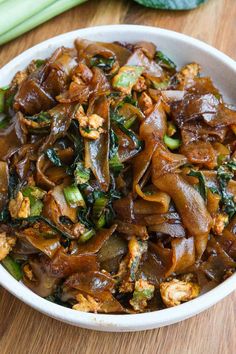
[0,0,236,353]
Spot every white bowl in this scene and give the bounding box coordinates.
[0,25,236,332]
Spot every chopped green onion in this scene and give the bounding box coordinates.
[30,199,44,217]
[63,185,85,208]
[78,229,95,243]
[1,256,22,281]
[96,214,106,229]
[109,154,124,173]
[74,162,90,184]
[92,196,108,218]
[112,66,144,94]
[164,134,181,150]
[152,79,170,90]
[124,115,136,129]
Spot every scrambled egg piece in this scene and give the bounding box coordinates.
[212,213,228,235]
[71,222,86,238]
[0,232,16,261]
[23,264,34,281]
[133,76,147,92]
[176,63,200,88]
[12,70,28,87]
[76,106,104,140]
[73,294,101,313]
[9,191,30,219]
[130,279,155,312]
[160,279,200,307]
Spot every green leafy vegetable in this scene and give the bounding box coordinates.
[1,256,22,281]
[109,129,124,174]
[155,50,176,70]
[188,170,207,201]
[90,55,115,71]
[216,160,236,218]
[74,162,90,184]
[164,134,181,150]
[35,59,45,68]
[45,148,64,167]
[26,111,51,123]
[134,0,207,10]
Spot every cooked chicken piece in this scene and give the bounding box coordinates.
[138,92,153,116]
[9,191,31,219]
[73,294,101,313]
[130,279,155,311]
[212,213,229,235]
[76,106,105,140]
[133,76,147,92]
[160,279,200,307]
[0,232,16,261]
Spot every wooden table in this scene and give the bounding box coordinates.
[0,0,236,353]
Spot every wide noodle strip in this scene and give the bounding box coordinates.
[0,38,235,314]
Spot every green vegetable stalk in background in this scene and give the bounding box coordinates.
[134,0,207,9]
[0,0,208,46]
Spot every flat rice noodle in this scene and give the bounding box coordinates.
[14,79,55,115]
[202,170,236,196]
[132,140,158,193]
[36,153,56,190]
[201,237,236,281]
[56,81,90,103]
[148,223,186,238]
[14,143,38,181]
[114,125,140,162]
[203,104,236,127]
[152,144,187,179]
[139,100,167,140]
[135,184,171,207]
[181,121,227,145]
[49,251,99,278]
[113,194,135,222]
[180,141,217,169]
[165,237,195,277]
[65,270,115,295]
[90,67,111,95]
[98,234,128,263]
[50,183,77,223]
[23,256,59,297]
[40,104,75,152]
[153,173,212,257]
[85,96,110,191]
[0,114,26,160]
[134,41,156,59]
[0,161,9,211]
[149,242,173,274]
[144,212,181,226]
[218,215,236,259]
[134,199,169,215]
[98,42,131,66]
[161,90,185,103]
[171,93,219,128]
[77,225,117,254]
[20,227,61,258]
[187,77,221,96]
[136,251,166,285]
[116,221,148,240]
[118,102,145,121]
[75,38,117,63]
[126,49,163,78]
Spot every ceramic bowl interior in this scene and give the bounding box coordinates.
[0,25,236,332]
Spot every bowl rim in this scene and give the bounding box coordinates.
[0,24,236,332]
